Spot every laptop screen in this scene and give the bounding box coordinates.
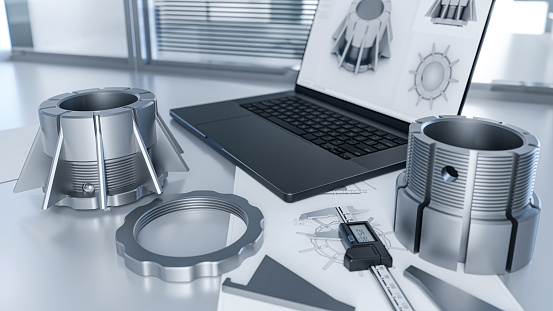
[296,0,494,123]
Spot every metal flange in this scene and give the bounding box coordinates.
[115,191,264,282]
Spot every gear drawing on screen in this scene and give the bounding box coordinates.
[426,0,476,27]
[293,206,405,271]
[331,0,392,74]
[408,43,459,109]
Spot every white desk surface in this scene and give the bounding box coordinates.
[0,58,552,310]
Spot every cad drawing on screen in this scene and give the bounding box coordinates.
[408,43,459,109]
[331,0,392,74]
[426,0,476,27]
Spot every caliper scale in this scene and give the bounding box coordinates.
[300,206,413,311]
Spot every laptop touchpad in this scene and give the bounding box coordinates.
[197,115,365,193]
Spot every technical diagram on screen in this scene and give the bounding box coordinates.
[408,43,459,109]
[331,0,392,74]
[427,0,477,27]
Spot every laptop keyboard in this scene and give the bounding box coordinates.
[241,96,407,160]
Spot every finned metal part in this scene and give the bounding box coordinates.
[332,0,392,73]
[395,116,541,274]
[426,0,477,27]
[14,87,189,210]
[116,191,264,282]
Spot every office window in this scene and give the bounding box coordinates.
[148,0,318,69]
[6,0,128,58]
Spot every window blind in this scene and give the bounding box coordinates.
[152,0,318,67]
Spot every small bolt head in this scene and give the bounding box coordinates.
[82,183,95,193]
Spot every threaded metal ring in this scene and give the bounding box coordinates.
[116,191,264,282]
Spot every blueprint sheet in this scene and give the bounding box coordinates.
[217,167,524,311]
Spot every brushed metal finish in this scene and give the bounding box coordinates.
[394,115,541,274]
[14,87,189,210]
[115,191,264,282]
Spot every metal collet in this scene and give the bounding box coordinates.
[14,87,189,210]
[394,116,541,274]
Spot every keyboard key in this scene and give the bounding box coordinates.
[374,144,388,150]
[395,138,408,144]
[267,116,306,135]
[345,139,359,145]
[368,135,383,141]
[321,135,334,141]
[375,130,388,136]
[339,153,351,160]
[380,139,398,148]
[302,133,317,140]
[311,138,327,145]
[331,147,346,154]
[341,144,367,157]
[384,134,398,140]
[356,143,377,153]
[330,140,344,146]
[252,102,269,109]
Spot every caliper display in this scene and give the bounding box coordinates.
[339,221,392,271]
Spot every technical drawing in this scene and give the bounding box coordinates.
[325,179,377,195]
[331,0,392,74]
[426,0,476,27]
[294,206,404,271]
[408,43,459,109]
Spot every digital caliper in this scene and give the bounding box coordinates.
[339,220,413,311]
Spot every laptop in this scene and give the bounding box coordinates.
[171,0,495,202]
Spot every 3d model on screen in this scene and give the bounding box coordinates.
[408,44,458,109]
[426,0,476,27]
[331,0,392,74]
[394,116,541,275]
[13,87,189,210]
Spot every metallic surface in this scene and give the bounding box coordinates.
[115,191,264,282]
[331,0,392,74]
[14,87,189,210]
[222,255,355,311]
[394,115,541,274]
[404,265,501,311]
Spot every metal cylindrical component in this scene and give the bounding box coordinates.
[14,87,189,210]
[331,0,392,74]
[394,116,541,274]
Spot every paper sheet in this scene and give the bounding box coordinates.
[217,167,524,311]
[0,124,39,184]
